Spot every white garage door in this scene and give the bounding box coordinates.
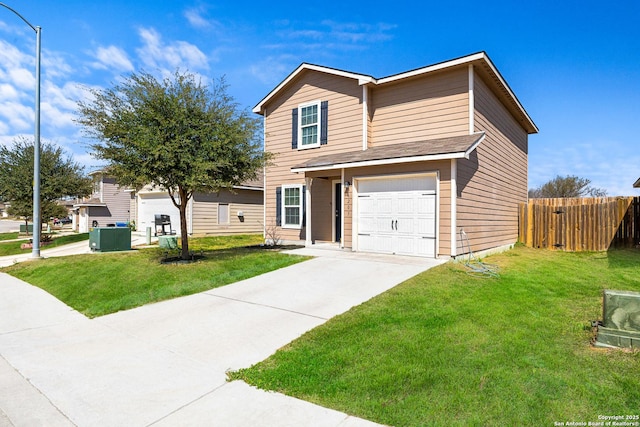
[357,175,436,257]
[138,194,181,235]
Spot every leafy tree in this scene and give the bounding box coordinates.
[0,137,93,233]
[76,71,270,260]
[528,175,607,198]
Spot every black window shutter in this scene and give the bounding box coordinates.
[320,101,328,145]
[291,108,298,149]
[301,185,306,227]
[275,187,282,226]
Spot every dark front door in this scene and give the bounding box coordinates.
[335,182,342,242]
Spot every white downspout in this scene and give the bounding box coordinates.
[305,177,312,247]
[451,159,457,258]
[468,64,474,135]
[362,85,368,151]
[262,108,267,239]
[341,168,346,249]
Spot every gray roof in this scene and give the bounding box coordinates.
[634,177,640,188]
[292,132,485,171]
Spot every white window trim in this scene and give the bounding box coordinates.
[282,184,303,229]
[298,100,321,150]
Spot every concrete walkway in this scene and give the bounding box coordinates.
[0,244,446,426]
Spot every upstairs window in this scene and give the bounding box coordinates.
[299,101,320,148]
[292,100,328,150]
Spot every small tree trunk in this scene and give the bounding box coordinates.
[24,218,30,236]
[179,191,190,260]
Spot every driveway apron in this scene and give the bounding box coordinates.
[0,248,445,426]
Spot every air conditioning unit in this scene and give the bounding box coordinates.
[594,289,640,349]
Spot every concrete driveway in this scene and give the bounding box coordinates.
[0,247,445,426]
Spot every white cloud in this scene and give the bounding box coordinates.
[7,67,34,90]
[0,83,19,100]
[42,51,74,79]
[249,54,298,86]
[136,27,209,72]
[271,20,397,53]
[184,7,211,29]
[0,101,32,131]
[91,45,134,72]
[0,40,30,69]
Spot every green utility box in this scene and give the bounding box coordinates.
[89,227,131,252]
[19,224,34,233]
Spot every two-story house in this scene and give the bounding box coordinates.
[254,52,538,258]
[73,171,133,233]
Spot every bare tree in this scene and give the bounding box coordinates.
[528,175,607,198]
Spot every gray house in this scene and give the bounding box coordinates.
[73,171,132,233]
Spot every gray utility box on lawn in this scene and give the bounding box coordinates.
[19,224,34,233]
[89,227,131,252]
[595,289,640,349]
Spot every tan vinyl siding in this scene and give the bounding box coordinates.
[263,70,364,242]
[191,189,263,235]
[369,68,469,147]
[456,72,528,254]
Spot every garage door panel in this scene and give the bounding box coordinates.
[396,218,414,234]
[396,195,415,214]
[358,216,376,234]
[417,238,436,257]
[417,194,436,214]
[358,234,393,254]
[377,196,393,214]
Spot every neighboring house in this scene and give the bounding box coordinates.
[134,177,264,236]
[73,171,133,233]
[253,51,538,258]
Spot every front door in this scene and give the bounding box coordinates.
[335,182,342,242]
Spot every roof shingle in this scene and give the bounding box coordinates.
[292,133,485,171]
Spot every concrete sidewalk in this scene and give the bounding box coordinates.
[0,246,445,426]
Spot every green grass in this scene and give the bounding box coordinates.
[0,232,19,241]
[231,246,640,426]
[0,233,89,256]
[2,234,306,317]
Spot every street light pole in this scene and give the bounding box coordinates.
[0,3,42,258]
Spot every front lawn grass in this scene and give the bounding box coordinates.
[231,246,640,426]
[0,233,89,256]
[2,234,306,317]
[0,232,19,241]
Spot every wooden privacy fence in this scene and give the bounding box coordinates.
[518,197,640,251]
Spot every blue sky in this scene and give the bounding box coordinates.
[1,0,639,195]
